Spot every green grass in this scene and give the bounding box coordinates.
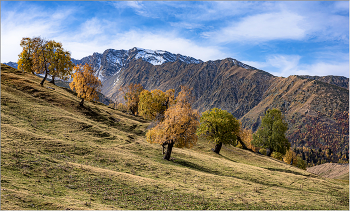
[1,64,349,210]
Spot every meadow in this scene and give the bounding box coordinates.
[1,64,349,210]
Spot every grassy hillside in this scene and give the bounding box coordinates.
[1,64,349,210]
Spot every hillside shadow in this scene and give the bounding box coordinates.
[172,158,223,176]
[264,167,308,176]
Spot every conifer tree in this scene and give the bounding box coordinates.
[252,108,290,156]
[69,64,102,106]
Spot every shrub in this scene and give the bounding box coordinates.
[259,149,267,155]
[116,103,128,113]
[297,156,307,170]
[271,152,284,161]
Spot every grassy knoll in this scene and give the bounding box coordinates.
[1,64,349,210]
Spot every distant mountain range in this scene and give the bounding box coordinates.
[3,47,349,164]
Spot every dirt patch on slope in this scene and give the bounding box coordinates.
[307,163,349,179]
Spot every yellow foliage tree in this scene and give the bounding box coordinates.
[119,83,144,115]
[146,86,199,160]
[18,37,36,74]
[239,128,257,151]
[283,149,298,167]
[138,89,175,120]
[69,64,102,107]
[47,40,74,85]
[18,37,74,86]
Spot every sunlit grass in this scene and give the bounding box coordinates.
[1,64,349,210]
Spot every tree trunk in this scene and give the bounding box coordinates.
[40,69,48,86]
[212,142,222,154]
[50,75,55,85]
[266,148,273,156]
[237,136,248,150]
[162,143,168,155]
[79,98,85,107]
[163,142,174,160]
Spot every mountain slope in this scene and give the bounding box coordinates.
[1,64,349,210]
[3,48,349,165]
[241,75,349,163]
[71,47,203,82]
[104,58,272,118]
[299,75,349,90]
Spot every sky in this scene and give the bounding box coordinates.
[1,1,349,77]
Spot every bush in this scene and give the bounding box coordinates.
[271,152,284,161]
[297,156,307,170]
[116,103,128,113]
[259,149,267,155]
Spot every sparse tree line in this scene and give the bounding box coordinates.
[17,37,307,169]
[113,83,307,169]
[18,37,102,107]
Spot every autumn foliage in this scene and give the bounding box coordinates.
[119,83,144,115]
[69,64,102,106]
[146,86,199,160]
[138,89,175,120]
[18,37,73,86]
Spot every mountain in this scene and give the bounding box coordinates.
[1,64,348,209]
[3,61,18,69]
[3,48,349,165]
[72,47,203,82]
[79,49,347,166]
[299,75,349,90]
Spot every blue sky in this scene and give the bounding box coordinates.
[1,1,349,77]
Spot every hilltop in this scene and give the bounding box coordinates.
[1,64,349,210]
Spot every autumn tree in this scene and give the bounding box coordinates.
[196,108,240,154]
[47,40,74,85]
[69,64,102,107]
[18,37,36,74]
[252,108,290,156]
[146,86,199,160]
[283,149,298,166]
[238,128,256,151]
[119,83,144,115]
[138,89,175,121]
[18,37,73,86]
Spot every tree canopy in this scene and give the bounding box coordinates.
[146,86,199,160]
[251,108,290,156]
[119,83,144,115]
[69,64,102,106]
[196,108,240,154]
[47,40,74,85]
[138,89,175,121]
[18,37,73,86]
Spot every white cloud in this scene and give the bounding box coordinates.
[203,11,305,43]
[62,30,227,61]
[1,6,75,62]
[243,54,349,78]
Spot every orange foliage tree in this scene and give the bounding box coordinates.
[119,83,144,115]
[69,64,102,107]
[146,86,200,160]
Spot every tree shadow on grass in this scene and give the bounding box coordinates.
[172,158,223,176]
